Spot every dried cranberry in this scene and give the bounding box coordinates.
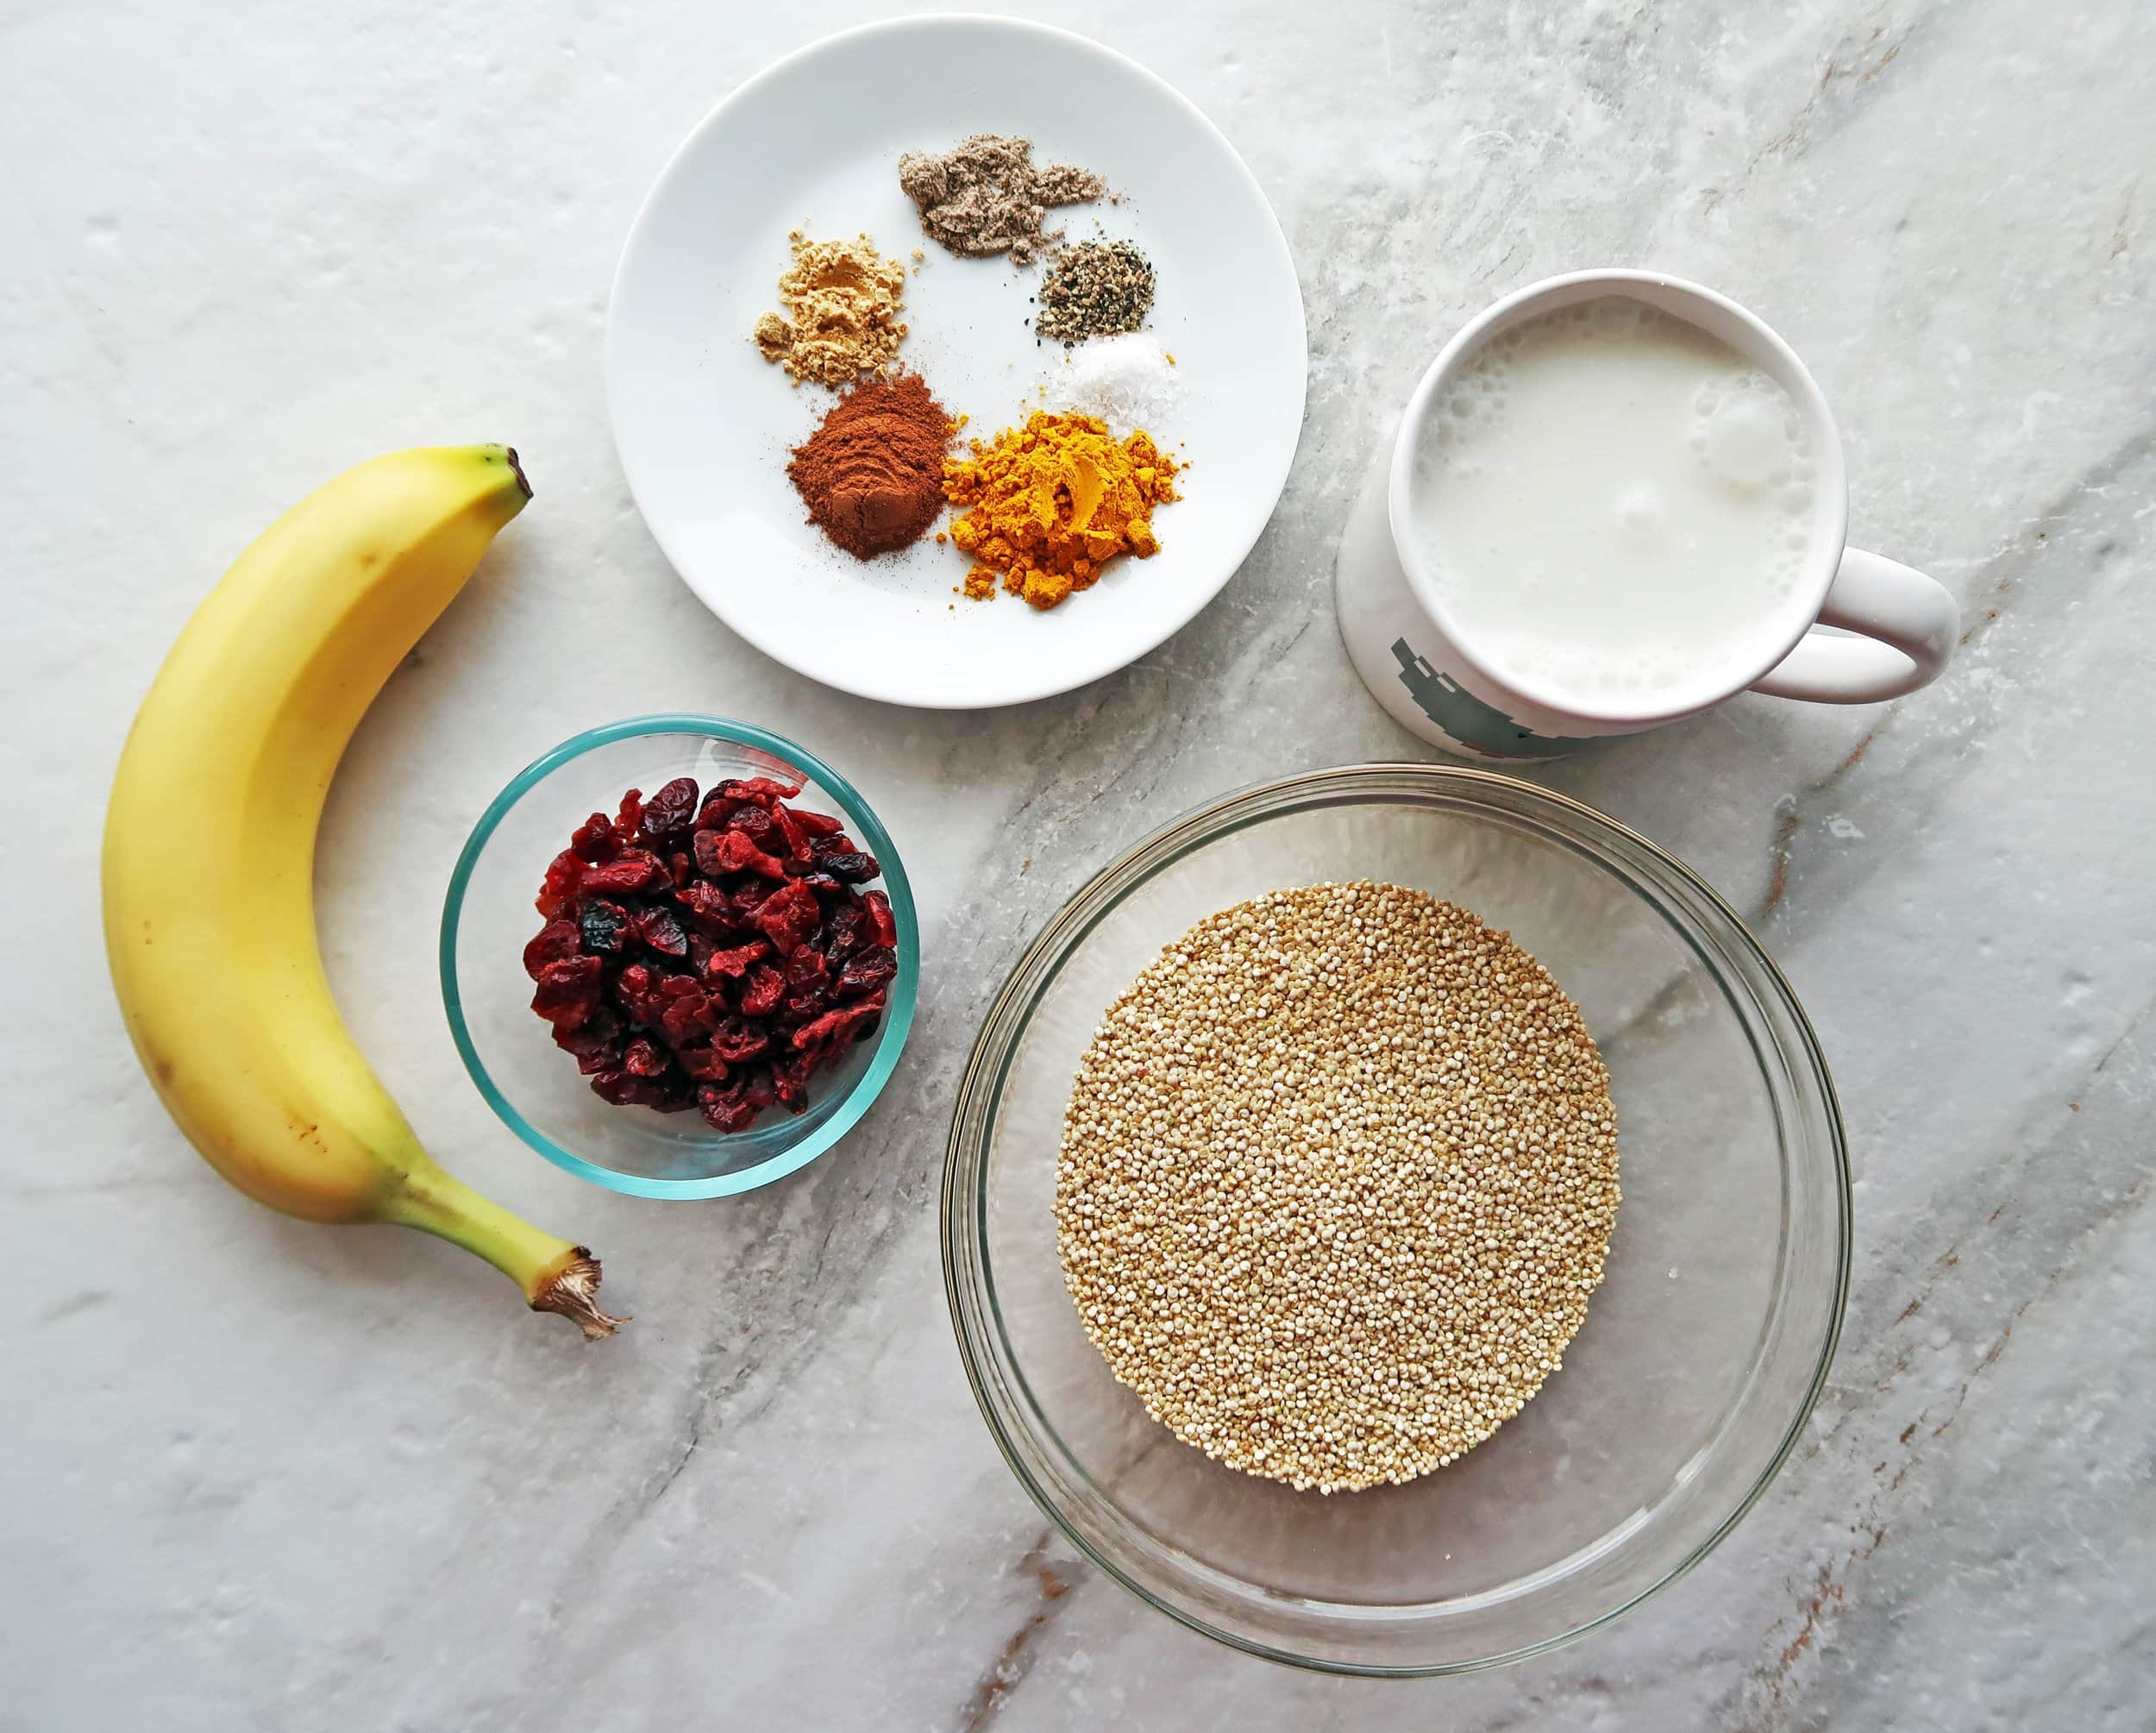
[592,1067,680,1109]
[580,900,630,954]
[818,851,880,884]
[694,827,787,881]
[769,802,812,867]
[709,1019,772,1064]
[584,850,665,895]
[790,993,885,1054]
[659,988,712,1048]
[677,1045,729,1082]
[795,871,845,901]
[724,802,779,851]
[770,1054,817,1111]
[790,806,845,838]
[531,956,605,1027]
[741,1068,779,1110]
[553,1013,621,1070]
[640,776,699,846]
[675,880,735,935]
[523,919,582,978]
[837,945,897,1000]
[784,948,831,1017]
[693,790,741,831]
[862,889,897,948]
[702,939,769,980]
[635,903,689,958]
[623,1036,667,1077]
[554,1027,622,1076]
[818,903,866,966]
[536,848,586,918]
[615,788,645,838]
[570,812,621,863]
[697,1083,758,1134]
[668,851,695,890]
[738,963,786,1019]
[612,962,669,1027]
[753,881,822,955]
[718,775,803,804]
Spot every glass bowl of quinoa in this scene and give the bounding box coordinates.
[941,764,1849,1673]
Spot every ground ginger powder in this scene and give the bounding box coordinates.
[942,412,1180,609]
[754,230,908,386]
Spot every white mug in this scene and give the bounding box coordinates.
[1335,269,1959,759]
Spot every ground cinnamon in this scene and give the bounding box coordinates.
[787,373,956,559]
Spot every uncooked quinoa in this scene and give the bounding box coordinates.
[1056,882,1620,1494]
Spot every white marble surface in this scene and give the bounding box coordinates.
[6,1,2153,1726]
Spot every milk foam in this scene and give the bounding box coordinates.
[1410,298,1818,710]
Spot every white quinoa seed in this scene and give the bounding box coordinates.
[1055,882,1620,1494]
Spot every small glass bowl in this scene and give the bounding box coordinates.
[942,764,1849,1673]
[442,714,918,1198]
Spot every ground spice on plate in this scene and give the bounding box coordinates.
[1035,240,1156,344]
[897,134,1105,267]
[1056,882,1621,1495]
[754,230,908,386]
[942,411,1179,609]
[788,373,956,559]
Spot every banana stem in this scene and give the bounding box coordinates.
[379,1157,626,1340]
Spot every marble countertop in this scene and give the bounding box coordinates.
[7,1,2152,1727]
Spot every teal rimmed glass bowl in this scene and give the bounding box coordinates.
[442,714,918,1199]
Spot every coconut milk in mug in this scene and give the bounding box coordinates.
[1335,270,1959,757]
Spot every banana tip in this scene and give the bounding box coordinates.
[505,446,532,500]
[533,1251,627,1340]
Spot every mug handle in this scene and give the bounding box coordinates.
[1751,549,1960,703]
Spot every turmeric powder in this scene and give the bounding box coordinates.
[942,411,1180,609]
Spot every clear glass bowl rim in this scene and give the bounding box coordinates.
[440,712,919,1200]
[939,762,1851,1675]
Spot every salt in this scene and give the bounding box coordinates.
[1039,334,1181,435]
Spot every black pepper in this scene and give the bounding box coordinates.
[1035,241,1156,345]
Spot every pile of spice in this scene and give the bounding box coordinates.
[1037,240,1156,344]
[943,411,1180,609]
[897,134,1105,266]
[1056,882,1621,1494]
[1041,333,1181,431]
[523,775,899,1133]
[788,372,956,558]
[753,230,908,386]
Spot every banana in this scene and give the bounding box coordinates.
[103,445,623,1338]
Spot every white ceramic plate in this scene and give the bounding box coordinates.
[607,16,1307,709]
